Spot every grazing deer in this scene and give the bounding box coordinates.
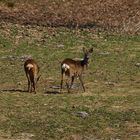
[24,59,41,93]
[60,47,93,93]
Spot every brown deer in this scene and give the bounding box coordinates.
[24,59,41,93]
[60,47,93,93]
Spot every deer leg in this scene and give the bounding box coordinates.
[28,80,31,92]
[79,75,85,92]
[25,72,31,92]
[31,78,36,94]
[60,73,65,94]
[65,77,70,93]
[60,74,64,90]
[29,77,32,93]
[70,76,75,89]
[66,82,70,93]
[30,82,33,93]
[27,78,30,92]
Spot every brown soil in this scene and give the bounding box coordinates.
[0,0,140,33]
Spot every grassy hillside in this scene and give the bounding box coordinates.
[0,22,140,140]
[0,0,140,33]
[0,0,140,139]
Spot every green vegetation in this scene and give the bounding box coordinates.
[0,23,140,140]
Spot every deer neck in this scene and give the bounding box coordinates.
[81,56,89,67]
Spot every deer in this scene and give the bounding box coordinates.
[60,47,93,93]
[24,59,41,93]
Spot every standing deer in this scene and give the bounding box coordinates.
[60,47,93,93]
[24,59,41,93]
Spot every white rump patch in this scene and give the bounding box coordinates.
[62,63,70,71]
[26,64,34,70]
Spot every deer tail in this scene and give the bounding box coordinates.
[26,64,34,70]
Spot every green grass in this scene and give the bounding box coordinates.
[0,93,139,140]
[0,23,140,140]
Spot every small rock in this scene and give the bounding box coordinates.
[71,83,80,89]
[57,44,64,48]
[20,133,35,139]
[74,111,89,118]
[20,55,32,61]
[135,63,140,67]
[50,85,60,89]
[105,81,115,86]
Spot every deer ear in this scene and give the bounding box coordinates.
[89,48,93,53]
[83,47,87,53]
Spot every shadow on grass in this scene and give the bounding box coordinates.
[44,90,61,95]
[0,89,27,93]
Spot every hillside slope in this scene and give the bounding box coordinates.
[0,0,140,33]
